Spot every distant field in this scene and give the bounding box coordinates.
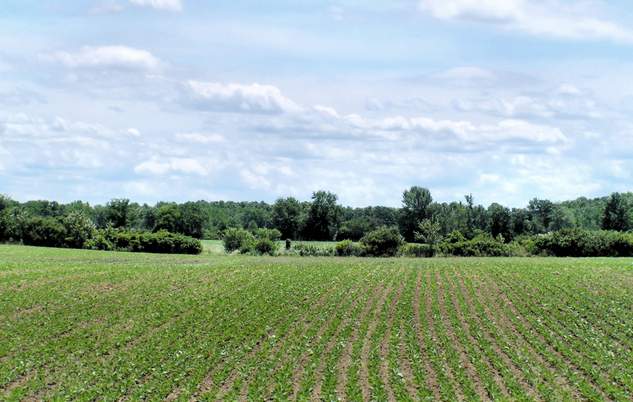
[201,239,337,255]
[200,239,225,254]
[1,245,633,401]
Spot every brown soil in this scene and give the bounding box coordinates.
[434,270,488,400]
[423,269,463,401]
[412,270,441,401]
[378,283,404,402]
[359,285,391,401]
[455,272,540,400]
[335,283,385,401]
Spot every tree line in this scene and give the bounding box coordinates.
[0,186,633,242]
[0,188,631,245]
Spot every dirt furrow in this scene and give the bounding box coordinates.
[412,270,440,401]
[445,268,510,400]
[454,272,539,400]
[1,371,35,396]
[360,285,392,401]
[335,283,385,401]
[434,270,488,401]
[424,269,464,401]
[308,288,369,401]
[397,320,418,400]
[481,277,584,400]
[378,283,404,402]
[282,288,359,401]
[211,330,272,401]
[488,276,612,401]
[237,289,335,400]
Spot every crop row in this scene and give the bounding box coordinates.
[1,246,632,400]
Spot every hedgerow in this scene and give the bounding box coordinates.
[532,229,633,257]
[335,239,365,256]
[85,229,202,254]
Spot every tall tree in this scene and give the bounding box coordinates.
[272,197,304,239]
[105,199,131,228]
[527,198,555,233]
[179,202,206,238]
[304,191,342,240]
[602,192,630,231]
[488,203,512,241]
[399,186,433,241]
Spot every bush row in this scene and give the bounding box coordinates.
[531,229,633,257]
[86,228,202,254]
[222,226,633,258]
[3,213,202,254]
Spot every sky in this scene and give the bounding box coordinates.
[1,0,633,208]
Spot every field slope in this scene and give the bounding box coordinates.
[1,245,633,401]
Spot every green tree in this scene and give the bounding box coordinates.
[488,203,512,241]
[105,199,131,228]
[154,203,181,233]
[304,191,342,241]
[179,202,206,238]
[602,192,630,231]
[414,219,443,249]
[272,197,303,239]
[399,186,433,241]
[62,212,96,248]
[527,198,555,233]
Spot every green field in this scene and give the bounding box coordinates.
[1,245,633,401]
[201,240,337,255]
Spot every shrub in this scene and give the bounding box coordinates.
[292,243,335,257]
[335,240,365,256]
[85,229,202,254]
[401,243,435,257]
[360,226,404,257]
[62,212,96,249]
[444,230,467,243]
[253,228,282,241]
[532,229,633,257]
[439,234,511,257]
[21,216,66,248]
[84,230,114,251]
[222,227,255,253]
[253,238,279,256]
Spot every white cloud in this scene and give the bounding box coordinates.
[129,0,182,12]
[127,128,141,137]
[260,102,568,151]
[182,81,301,114]
[452,85,604,120]
[175,132,224,144]
[419,0,633,43]
[51,46,161,71]
[134,157,208,176]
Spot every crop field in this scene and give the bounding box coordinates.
[1,245,633,401]
[200,240,337,255]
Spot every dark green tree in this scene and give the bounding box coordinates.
[272,197,304,239]
[179,202,206,238]
[527,198,555,233]
[105,199,131,228]
[154,203,181,234]
[304,191,342,240]
[399,186,433,241]
[487,203,512,241]
[602,192,630,231]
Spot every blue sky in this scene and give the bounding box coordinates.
[1,0,633,207]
